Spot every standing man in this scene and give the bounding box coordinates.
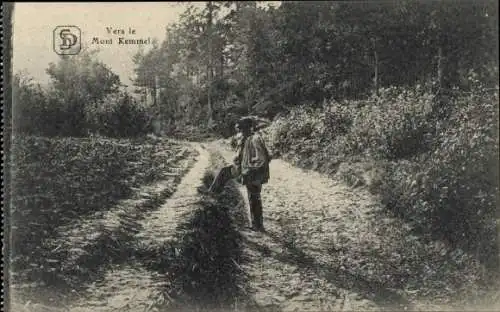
[233,117,271,232]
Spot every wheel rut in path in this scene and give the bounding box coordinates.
[134,143,210,246]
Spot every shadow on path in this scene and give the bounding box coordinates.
[17,185,177,307]
[139,169,254,311]
[244,226,412,311]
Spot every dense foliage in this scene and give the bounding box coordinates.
[132,1,498,135]
[263,87,499,267]
[13,51,152,137]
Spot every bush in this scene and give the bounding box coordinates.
[13,72,150,138]
[13,75,87,137]
[375,90,499,264]
[95,93,152,138]
[266,86,435,163]
[265,106,325,159]
[323,102,353,138]
[341,86,435,160]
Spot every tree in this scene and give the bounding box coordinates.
[45,49,121,135]
[13,71,51,134]
[206,1,215,126]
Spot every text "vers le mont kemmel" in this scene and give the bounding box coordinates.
[91,27,152,45]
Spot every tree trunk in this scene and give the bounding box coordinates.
[432,45,450,119]
[207,1,214,126]
[219,41,224,78]
[437,45,444,92]
[152,76,158,108]
[373,49,379,96]
[155,75,161,122]
[370,38,379,96]
[245,3,257,115]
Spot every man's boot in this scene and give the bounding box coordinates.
[258,200,264,231]
[249,196,262,231]
[253,199,264,231]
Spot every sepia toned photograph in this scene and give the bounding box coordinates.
[3,1,499,311]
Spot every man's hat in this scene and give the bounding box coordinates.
[236,117,254,130]
[237,116,270,130]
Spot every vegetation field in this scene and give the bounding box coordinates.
[10,135,197,303]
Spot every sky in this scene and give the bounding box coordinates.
[12,2,203,88]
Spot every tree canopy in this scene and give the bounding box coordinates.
[132,1,497,135]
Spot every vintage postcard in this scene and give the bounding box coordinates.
[3,1,499,312]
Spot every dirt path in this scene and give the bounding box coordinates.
[135,142,210,247]
[213,141,390,311]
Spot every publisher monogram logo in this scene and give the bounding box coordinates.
[53,26,81,55]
